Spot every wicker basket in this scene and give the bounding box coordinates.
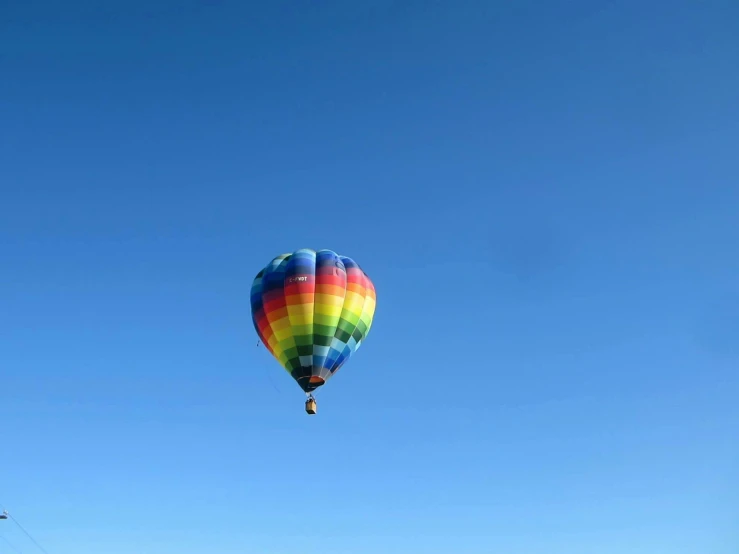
[305,398,317,415]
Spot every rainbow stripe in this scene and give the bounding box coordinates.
[250,248,376,393]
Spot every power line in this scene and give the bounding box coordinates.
[0,532,25,554]
[6,515,50,554]
[0,509,24,554]
[0,504,50,554]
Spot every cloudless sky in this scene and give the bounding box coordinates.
[2,1,738,553]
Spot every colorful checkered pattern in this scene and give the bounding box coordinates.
[250,248,377,393]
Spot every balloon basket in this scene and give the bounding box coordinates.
[305,397,317,415]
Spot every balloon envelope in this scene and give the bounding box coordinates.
[250,248,376,393]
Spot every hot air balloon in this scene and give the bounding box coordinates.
[250,248,377,414]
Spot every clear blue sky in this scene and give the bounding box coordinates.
[2,1,738,553]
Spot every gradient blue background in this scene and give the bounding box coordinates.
[2,1,738,553]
